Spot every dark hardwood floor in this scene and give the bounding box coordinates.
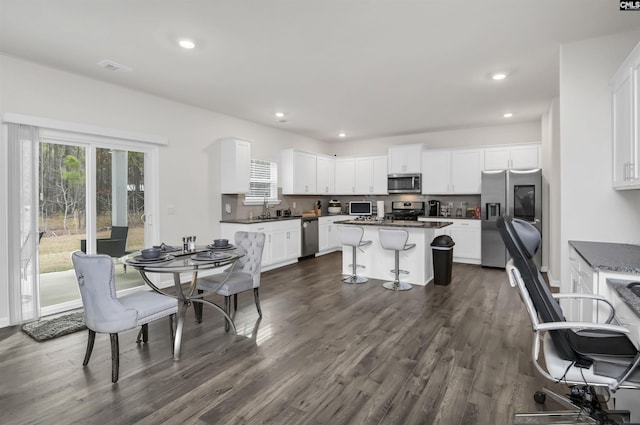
[0,253,565,425]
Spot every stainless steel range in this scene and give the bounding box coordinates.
[390,201,425,221]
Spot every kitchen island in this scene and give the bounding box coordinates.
[335,219,453,286]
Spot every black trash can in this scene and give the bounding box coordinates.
[431,235,455,285]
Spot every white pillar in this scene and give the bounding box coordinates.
[111,150,128,226]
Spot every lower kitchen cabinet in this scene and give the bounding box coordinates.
[418,218,481,264]
[318,215,349,255]
[220,219,301,271]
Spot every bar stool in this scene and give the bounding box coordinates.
[338,225,372,284]
[379,228,415,291]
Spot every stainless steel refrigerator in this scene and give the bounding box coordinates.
[481,169,542,268]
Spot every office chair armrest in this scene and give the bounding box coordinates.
[552,293,616,323]
[535,321,630,335]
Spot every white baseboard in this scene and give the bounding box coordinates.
[0,316,10,328]
[545,268,560,288]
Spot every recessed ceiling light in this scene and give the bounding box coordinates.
[338,132,346,138]
[503,113,513,118]
[492,72,507,81]
[179,39,195,49]
[275,112,285,118]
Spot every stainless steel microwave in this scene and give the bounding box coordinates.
[387,173,421,193]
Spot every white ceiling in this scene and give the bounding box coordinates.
[1,0,639,143]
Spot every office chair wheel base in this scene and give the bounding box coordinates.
[382,281,412,291]
[533,391,546,404]
[343,275,368,284]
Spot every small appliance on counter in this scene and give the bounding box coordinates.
[428,200,440,217]
[328,200,342,215]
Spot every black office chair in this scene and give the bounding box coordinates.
[497,216,640,422]
[80,226,129,258]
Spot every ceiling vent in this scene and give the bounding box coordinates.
[96,59,132,72]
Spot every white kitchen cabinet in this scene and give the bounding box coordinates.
[220,218,301,271]
[483,144,540,170]
[318,215,348,255]
[334,158,356,194]
[356,156,388,194]
[219,137,251,194]
[388,144,423,174]
[418,218,481,264]
[451,149,484,193]
[422,149,484,194]
[611,42,640,189]
[316,154,335,194]
[281,149,317,194]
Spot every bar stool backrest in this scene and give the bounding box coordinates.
[379,228,409,251]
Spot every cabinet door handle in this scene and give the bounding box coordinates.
[630,162,635,180]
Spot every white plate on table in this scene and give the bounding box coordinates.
[191,252,232,262]
[206,244,235,250]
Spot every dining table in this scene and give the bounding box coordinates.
[122,244,245,361]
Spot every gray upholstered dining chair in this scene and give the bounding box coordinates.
[196,231,266,331]
[71,251,178,383]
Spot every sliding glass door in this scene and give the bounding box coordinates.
[38,138,156,314]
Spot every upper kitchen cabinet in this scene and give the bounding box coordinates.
[281,149,317,194]
[219,137,251,194]
[611,42,640,190]
[388,143,423,174]
[334,158,357,194]
[356,156,388,194]
[483,144,540,170]
[316,154,335,194]
[422,148,484,194]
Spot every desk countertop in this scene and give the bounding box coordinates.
[568,241,640,274]
[607,279,640,318]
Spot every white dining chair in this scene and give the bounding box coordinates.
[71,251,178,383]
[196,231,266,331]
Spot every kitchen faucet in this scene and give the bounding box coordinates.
[262,196,271,219]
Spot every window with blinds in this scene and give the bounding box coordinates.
[246,159,278,202]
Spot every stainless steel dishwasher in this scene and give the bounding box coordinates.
[301,217,319,257]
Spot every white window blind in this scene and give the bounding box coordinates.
[246,159,278,202]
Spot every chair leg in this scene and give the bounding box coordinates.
[169,314,176,355]
[194,289,204,323]
[83,329,96,366]
[136,323,149,343]
[254,288,262,318]
[110,333,119,383]
[225,296,232,332]
[234,293,238,311]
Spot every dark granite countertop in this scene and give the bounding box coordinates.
[569,241,640,274]
[220,216,302,224]
[607,278,640,318]
[335,219,453,229]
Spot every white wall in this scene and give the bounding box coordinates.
[0,54,330,324]
[546,97,561,285]
[559,30,640,292]
[328,121,541,156]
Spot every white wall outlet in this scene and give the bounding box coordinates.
[292,202,296,209]
[225,203,232,214]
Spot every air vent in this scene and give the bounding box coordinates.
[96,60,132,72]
